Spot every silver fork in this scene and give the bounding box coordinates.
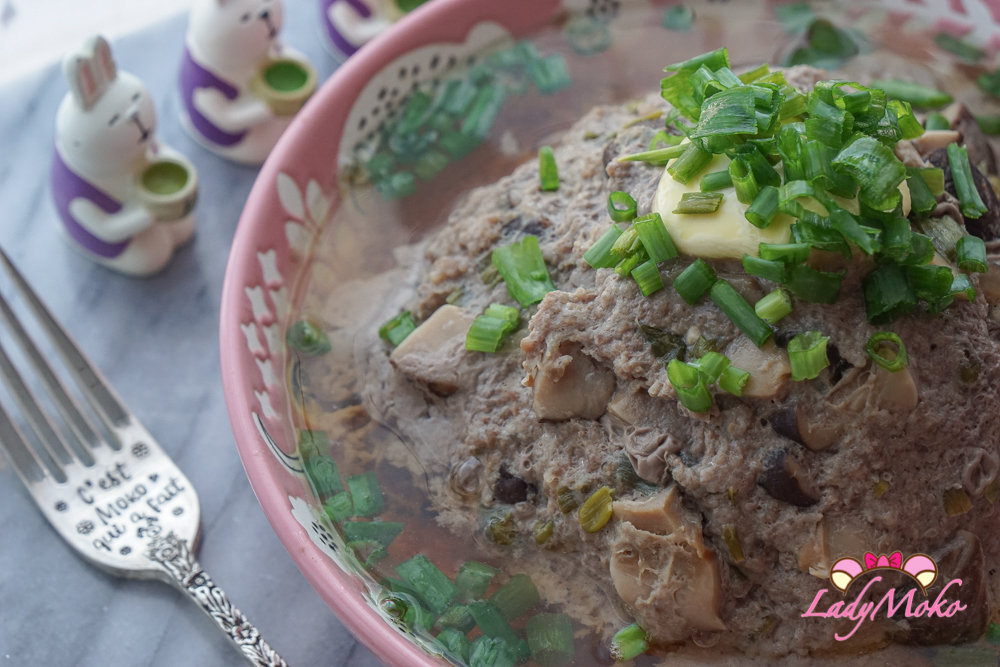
[0,248,287,667]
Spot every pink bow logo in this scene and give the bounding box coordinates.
[864,552,902,569]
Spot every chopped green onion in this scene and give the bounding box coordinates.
[297,429,329,460]
[734,145,782,187]
[469,634,518,667]
[787,331,830,381]
[578,486,614,532]
[691,85,758,138]
[695,351,731,384]
[864,265,916,324]
[674,191,724,214]
[745,185,780,229]
[287,320,332,355]
[456,561,499,602]
[905,167,937,215]
[492,235,556,307]
[915,167,945,196]
[947,143,989,219]
[395,554,460,614]
[831,136,906,211]
[935,33,985,63]
[639,323,687,364]
[347,472,384,517]
[324,492,353,522]
[667,359,713,412]
[759,242,810,265]
[786,264,845,304]
[617,144,687,165]
[538,146,559,191]
[871,79,953,108]
[925,112,951,131]
[908,264,954,302]
[343,520,404,548]
[830,208,879,255]
[729,157,760,204]
[583,225,624,269]
[649,130,684,150]
[977,115,1000,135]
[379,311,417,347]
[701,170,734,192]
[668,142,714,184]
[957,235,988,273]
[634,212,679,262]
[805,95,848,149]
[888,100,924,140]
[526,614,575,667]
[615,247,648,277]
[466,304,520,353]
[532,520,554,545]
[710,279,774,347]
[791,221,851,257]
[611,226,642,259]
[755,288,793,324]
[739,63,770,84]
[663,47,731,73]
[865,331,909,372]
[719,365,751,396]
[632,260,664,296]
[607,191,637,222]
[438,627,473,662]
[304,455,343,498]
[610,623,649,662]
[742,254,786,283]
[674,258,717,304]
[489,574,540,622]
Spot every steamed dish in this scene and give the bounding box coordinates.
[294,43,1000,666]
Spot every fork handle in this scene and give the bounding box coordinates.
[146,533,288,667]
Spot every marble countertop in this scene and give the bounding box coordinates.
[0,7,386,667]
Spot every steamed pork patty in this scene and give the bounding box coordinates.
[364,64,1000,658]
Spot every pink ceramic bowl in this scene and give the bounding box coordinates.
[219,0,1000,664]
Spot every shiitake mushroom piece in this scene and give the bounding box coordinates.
[493,467,535,505]
[768,407,804,447]
[758,449,819,507]
[927,147,1000,241]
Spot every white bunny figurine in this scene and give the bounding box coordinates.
[52,35,197,277]
[181,0,315,165]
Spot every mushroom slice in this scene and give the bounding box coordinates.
[532,342,615,421]
[612,486,688,536]
[873,366,918,412]
[758,449,819,507]
[390,304,474,359]
[911,130,961,155]
[390,305,477,396]
[724,338,791,399]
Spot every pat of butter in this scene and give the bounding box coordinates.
[651,152,912,259]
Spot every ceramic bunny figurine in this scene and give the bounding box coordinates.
[52,36,198,277]
[320,0,395,60]
[181,0,316,165]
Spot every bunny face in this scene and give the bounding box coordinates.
[189,0,284,69]
[56,36,157,176]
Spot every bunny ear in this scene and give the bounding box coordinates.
[91,35,117,84]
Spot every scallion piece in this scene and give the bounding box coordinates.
[742,255,786,283]
[616,144,687,165]
[735,145,782,187]
[607,191,637,222]
[492,235,556,307]
[870,79,953,108]
[888,100,924,140]
[759,242,810,265]
[611,226,642,259]
[538,146,559,191]
[786,264,844,304]
[787,331,830,381]
[977,115,1000,135]
[287,320,332,356]
[908,264,954,302]
[695,351,730,384]
[664,47,731,73]
[745,185,780,229]
[456,561,499,602]
[468,633,518,667]
[905,167,937,215]
[692,85,758,138]
[466,304,520,353]
[667,359,713,412]
[583,225,624,269]
[634,212,678,262]
[526,614,574,667]
[925,112,951,131]
[831,136,906,211]
[864,265,916,324]
[754,288,793,324]
[915,167,945,196]
[719,365,751,396]
[615,247,648,277]
[957,235,988,273]
[947,143,988,219]
[395,554,460,614]
[324,492,353,522]
[710,279,774,348]
[438,627,473,662]
[632,260,664,296]
[610,623,649,662]
[343,520,404,548]
[347,472,384,517]
[674,258,717,304]
[668,142,713,184]
[379,311,417,347]
[830,208,879,255]
[578,486,614,532]
[792,221,850,257]
[489,574,540,622]
[805,95,848,149]
[865,331,909,372]
[674,191,724,214]
[729,157,760,205]
[700,170,734,192]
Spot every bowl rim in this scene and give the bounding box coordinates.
[218,0,558,664]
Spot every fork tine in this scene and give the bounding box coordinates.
[0,336,91,469]
[0,391,52,485]
[0,252,114,451]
